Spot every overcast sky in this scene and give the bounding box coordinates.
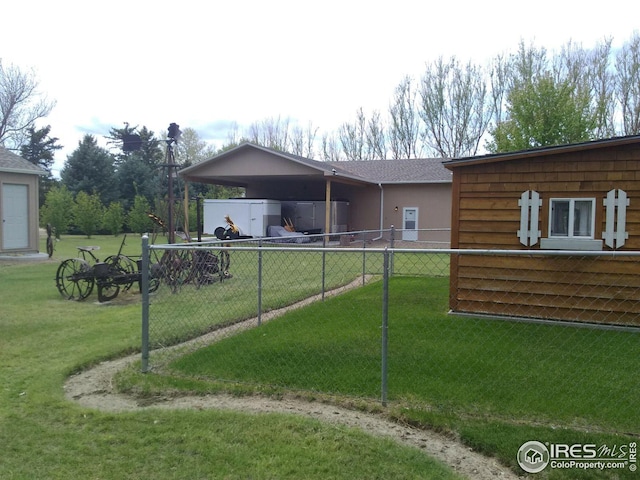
[2,0,639,176]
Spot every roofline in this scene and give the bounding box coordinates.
[0,167,47,176]
[179,142,374,185]
[377,179,452,185]
[443,135,640,169]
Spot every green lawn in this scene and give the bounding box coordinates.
[0,235,461,480]
[3,234,638,479]
[141,261,639,479]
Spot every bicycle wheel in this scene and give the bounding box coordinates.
[104,254,137,291]
[55,258,94,300]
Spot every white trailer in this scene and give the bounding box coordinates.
[203,199,281,238]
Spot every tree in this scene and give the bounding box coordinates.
[127,195,154,235]
[339,107,367,160]
[488,74,595,152]
[61,134,117,205]
[103,202,125,236]
[388,75,421,159]
[0,60,55,149]
[419,56,492,157]
[40,185,74,238]
[73,191,104,238]
[19,125,62,206]
[615,31,640,135]
[320,132,342,161]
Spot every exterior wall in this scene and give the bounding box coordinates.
[449,143,640,326]
[382,183,451,245]
[247,181,452,239]
[0,171,41,254]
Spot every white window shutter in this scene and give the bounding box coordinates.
[518,190,541,246]
[603,189,629,249]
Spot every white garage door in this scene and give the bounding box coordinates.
[2,184,29,249]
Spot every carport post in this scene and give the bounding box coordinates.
[257,239,263,326]
[381,248,389,406]
[141,235,150,373]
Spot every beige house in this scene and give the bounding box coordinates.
[0,146,46,254]
[179,143,452,244]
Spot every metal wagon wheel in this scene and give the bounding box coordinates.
[104,254,137,292]
[55,258,94,300]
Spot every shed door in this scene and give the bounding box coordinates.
[402,207,418,241]
[2,184,29,249]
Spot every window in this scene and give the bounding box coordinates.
[541,197,602,250]
[549,199,594,238]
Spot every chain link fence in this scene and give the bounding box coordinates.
[139,230,639,435]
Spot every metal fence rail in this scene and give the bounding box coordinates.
[140,235,639,435]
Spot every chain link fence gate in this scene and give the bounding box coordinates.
[139,235,639,437]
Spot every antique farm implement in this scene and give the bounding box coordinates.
[54,235,157,302]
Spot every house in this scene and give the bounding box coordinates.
[444,135,640,326]
[179,143,452,244]
[0,146,46,254]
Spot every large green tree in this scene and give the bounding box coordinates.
[61,134,117,205]
[487,74,596,153]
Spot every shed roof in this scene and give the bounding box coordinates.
[0,146,47,175]
[443,135,640,169]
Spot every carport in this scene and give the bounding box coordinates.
[178,143,375,235]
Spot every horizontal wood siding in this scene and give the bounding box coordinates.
[450,143,640,326]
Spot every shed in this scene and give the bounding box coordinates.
[179,143,452,244]
[0,146,46,254]
[444,135,640,326]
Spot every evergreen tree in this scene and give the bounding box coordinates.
[61,135,117,205]
[19,125,62,206]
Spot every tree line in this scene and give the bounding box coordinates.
[2,33,640,237]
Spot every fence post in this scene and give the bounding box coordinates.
[258,239,263,326]
[322,234,327,300]
[381,247,389,406]
[389,225,395,276]
[362,237,366,285]
[141,235,150,373]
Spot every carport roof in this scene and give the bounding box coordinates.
[179,142,451,186]
[0,146,47,175]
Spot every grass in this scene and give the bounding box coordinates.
[142,269,639,478]
[0,234,462,479]
[4,234,639,478]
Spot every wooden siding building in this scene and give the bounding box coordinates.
[444,135,640,327]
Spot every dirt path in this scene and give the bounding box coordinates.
[63,277,519,480]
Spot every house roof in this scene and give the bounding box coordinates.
[326,158,452,184]
[443,134,640,169]
[179,142,451,185]
[0,146,47,175]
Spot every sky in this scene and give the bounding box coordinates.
[2,0,639,177]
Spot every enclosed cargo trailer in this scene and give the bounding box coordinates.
[203,199,281,237]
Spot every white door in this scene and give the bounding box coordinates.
[402,207,418,241]
[2,184,30,249]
